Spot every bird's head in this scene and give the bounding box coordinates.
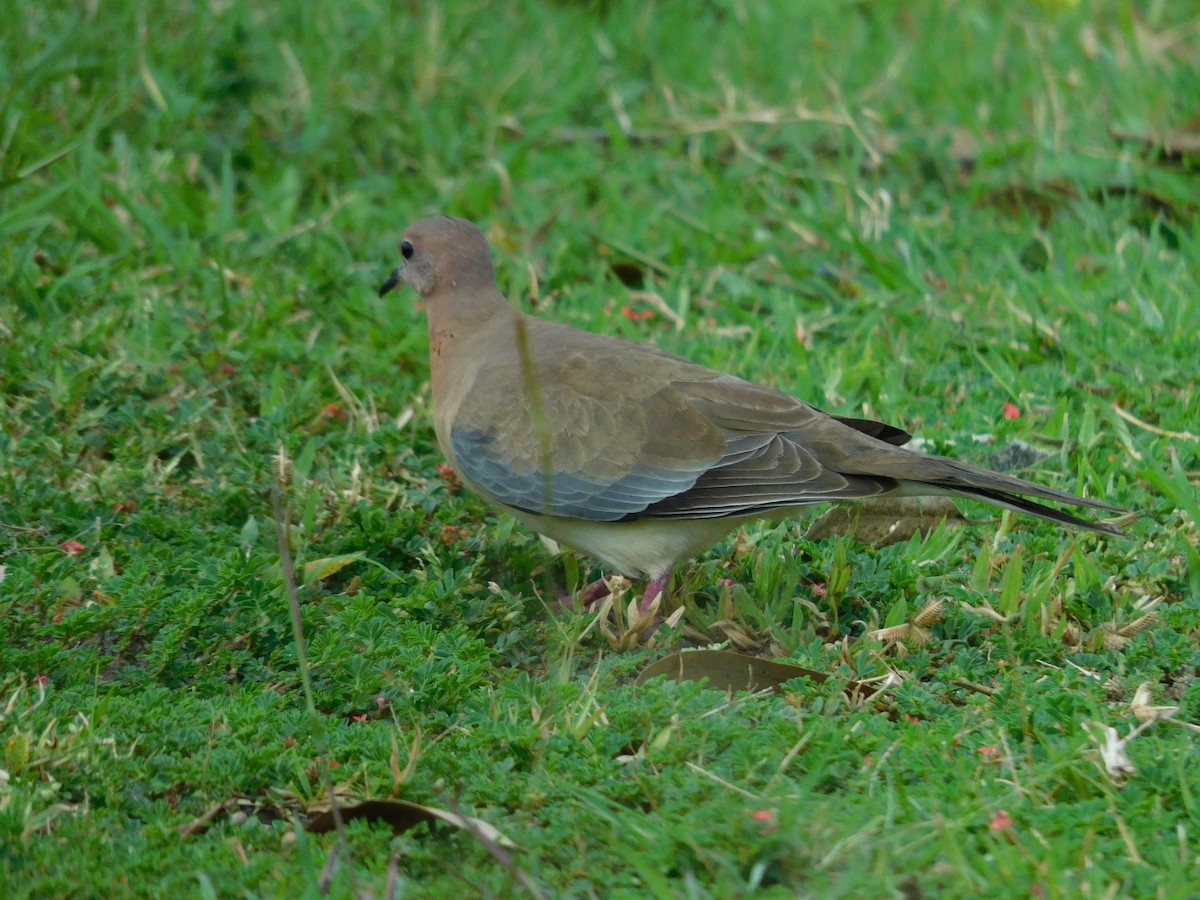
[378,216,496,300]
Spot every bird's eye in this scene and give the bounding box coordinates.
[401,240,415,260]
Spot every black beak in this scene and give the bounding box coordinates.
[378,267,403,298]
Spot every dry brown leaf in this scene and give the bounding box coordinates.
[804,496,965,547]
[179,797,289,838]
[1110,119,1200,161]
[635,649,877,700]
[978,180,1079,226]
[306,799,516,847]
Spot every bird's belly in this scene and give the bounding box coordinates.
[506,510,740,580]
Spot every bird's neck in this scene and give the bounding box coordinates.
[426,288,514,367]
[426,289,517,461]
[424,286,513,388]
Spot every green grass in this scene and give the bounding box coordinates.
[2,0,1198,895]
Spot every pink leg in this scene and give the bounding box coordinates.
[639,571,671,615]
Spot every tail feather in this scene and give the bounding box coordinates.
[952,486,1126,537]
[878,447,1129,537]
[873,446,1126,522]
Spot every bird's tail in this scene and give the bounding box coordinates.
[834,413,1129,536]
[883,449,1128,537]
[940,484,1127,536]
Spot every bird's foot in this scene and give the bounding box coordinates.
[639,573,670,616]
[631,572,672,640]
[562,572,677,646]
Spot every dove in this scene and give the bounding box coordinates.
[379,216,1124,614]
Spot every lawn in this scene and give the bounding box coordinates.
[2,0,1199,896]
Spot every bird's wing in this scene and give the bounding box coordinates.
[645,378,1125,534]
[447,317,1123,533]
[447,327,722,520]
[635,379,903,519]
[447,322,897,521]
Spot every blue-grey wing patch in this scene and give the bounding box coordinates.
[451,428,708,521]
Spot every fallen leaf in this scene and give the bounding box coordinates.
[303,553,366,584]
[179,798,287,837]
[635,648,875,699]
[804,496,965,546]
[1110,118,1200,161]
[978,180,1078,226]
[306,799,516,848]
